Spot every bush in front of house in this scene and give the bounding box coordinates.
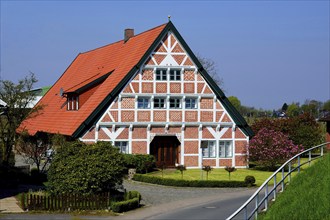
[248,128,304,171]
[132,174,248,187]
[47,141,125,195]
[244,175,256,186]
[111,191,141,213]
[123,154,156,173]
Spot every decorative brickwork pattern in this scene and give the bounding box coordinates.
[132,127,147,139]
[117,127,129,139]
[173,55,185,65]
[216,102,223,110]
[82,128,95,140]
[235,128,247,139]
[203,85,213,94]
[151,127,165,134]
[184,70,195,81]
[170,35,176,48]
[109,111,118,122]
[235,155,247,166]
[172,43,184,53]
[200,98,213,109]
[184,127,198,138]
[197,73,204,81]
[185,111,198,122]
[145,57,155,65]
[98,128,109,140]
[101,113,111,122]
[133,73,140,81]
[142,82,153,93]
[216,111,223,122]
[131,82,139,93]
[184,156,199,167]
[184,83,195,93]
[168,126,181,134]
[137,111,151,122]
[121,98,135,109]
[142,69,154,80]
[183,57,193,66]
[123,85,133,93]
[121,111,134,122]
[200,111,213,122]
[202,127,214,139]
[221,113,232,123]
[197,83,205,93]
[235,141,247,154]
[162,35,169,48]
[132,141,147,154]
[219,159,232,167]
[153,54,166,65]
[153,111,166,122]
[169,111,182,122]
[184,141,199,154]
[110,100,118,109]
[202,159,216,167]
[155,43,167,53]
[156,83,167,93]
[222,128,232,139]
[170,83,181,93]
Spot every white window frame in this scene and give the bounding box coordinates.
[137,97,150,109]
[185,98,197,109]
[114,141,129,154]
[169,69,181,81]
[169,98,182,109]
[154,97,166,109]
[156,69,167,81]
[219,141,233,158]
[201,140,216,158]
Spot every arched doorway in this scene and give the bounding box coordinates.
[150,136,180,167]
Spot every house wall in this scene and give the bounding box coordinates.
[80,31,249,168]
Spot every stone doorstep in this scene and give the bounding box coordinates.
[0,197,24,213]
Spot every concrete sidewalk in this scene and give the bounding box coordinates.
[0,196,24,213]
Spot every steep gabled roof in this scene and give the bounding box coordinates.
[19,21,253,138]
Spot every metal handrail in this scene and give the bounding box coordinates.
[227,142,329,220]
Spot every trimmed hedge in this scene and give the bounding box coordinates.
[123,154,156,173]
[133,174,248,187]
[111,191,141,213]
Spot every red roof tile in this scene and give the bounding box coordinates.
[19,23,167,136]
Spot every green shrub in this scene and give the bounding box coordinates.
[123,154,155,173]
[133,174,247,187]
[112,190,141,213]
[244,175,256,186]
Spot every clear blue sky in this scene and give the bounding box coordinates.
[1,1,329,110]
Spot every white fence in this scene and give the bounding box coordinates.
[227,142,329,220]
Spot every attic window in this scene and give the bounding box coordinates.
[67,94,79,111]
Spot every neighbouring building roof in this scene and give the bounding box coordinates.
[18,21,253,138]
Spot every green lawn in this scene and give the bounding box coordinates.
[145,158,315,187]
[259,153,330,220]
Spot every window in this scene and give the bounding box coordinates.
[137,98,150,109]
[154,98,166,109]
[219,141,232,158]
[170,69,181,81]
[67,94,79,111]
[114,141,128,154]
[202,141,216,158]
[185,98,197,109]
[170,98,181,109]
[156,69,167,81]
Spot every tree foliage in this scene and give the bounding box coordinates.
[0,73,39,167]
[249,128,303,170]
[197,55,224,89]
[251,113,323,149]
[47,141,125,195]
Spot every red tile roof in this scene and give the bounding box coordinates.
[18,23,167,136]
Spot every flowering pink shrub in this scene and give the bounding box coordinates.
[248,128,304,170]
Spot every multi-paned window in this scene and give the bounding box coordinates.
[154,98,166,109]
[169,69,181,81]
[156,69,167,81]
[185,98,197,109]
[169,98,181,109]
[201,141,216,158]
[219,141,233,158]
[67,94,79,111]
[114,141,128,154]
[137,97,150,109]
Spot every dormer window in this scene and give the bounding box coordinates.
[67,94,79,111]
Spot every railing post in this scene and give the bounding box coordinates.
[308,151,312,167]
[244,207,247,220]
[321,146,324,156]
[265,184,268,211]
[273,175,276,201]
[298,156,301,173]
[281,168,285,192]
[255,193,259,220]
[288,162,292,183]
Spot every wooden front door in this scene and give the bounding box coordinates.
[150,136,180,167]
